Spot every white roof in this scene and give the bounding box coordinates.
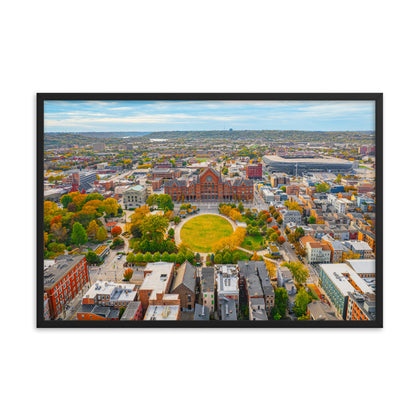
[216,266,239,294]
[345,259,375,275]
[346,240,372,251]
[319,263,373,296]
[83,281,136,300]
[144,305,179,320]
[140,262,174,296]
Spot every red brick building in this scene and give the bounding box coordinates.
[164,167,253,202]
[246,163,262,179]
[44,255,90,319]
[286,185,300,195]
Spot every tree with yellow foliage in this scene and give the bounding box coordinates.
[251,251,260,261]
[284,200,303,214]
[103,197,119,216]
[229,208,242,221]
[264,259,277,279]
[86,220,100,240]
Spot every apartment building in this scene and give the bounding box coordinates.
[44,255,90,319]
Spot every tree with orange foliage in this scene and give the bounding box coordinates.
[72,194,87,210]
[111,226,122,237]
[251,251,260,261]
[123,268,133,281]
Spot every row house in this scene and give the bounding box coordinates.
[358,230,376,254]
[237,261,275,314]
[170,260,196,311]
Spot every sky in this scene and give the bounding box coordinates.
[44,100,375,132]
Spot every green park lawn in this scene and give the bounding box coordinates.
[180,215,233,252]
[241,234,266,251]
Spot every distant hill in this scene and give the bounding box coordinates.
[139,130,375,142]
[44,130,374,148]
[44,132,151,148]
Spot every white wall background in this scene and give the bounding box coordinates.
[1,1,418,419]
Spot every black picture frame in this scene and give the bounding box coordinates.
[37,92,383,328]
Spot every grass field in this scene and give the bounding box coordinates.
[180,215,233,252]
[241,234,266,251]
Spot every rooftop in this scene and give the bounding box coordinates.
[83,281,137,302]
[171,260,196,293]
[201,267,215,293]
[194,304,210,321]
[319,263,373,296]
[141,262,174,299]
[307,301,338,321]
[120,302,142,321]
[144,304,179,320]
[220,297,237,320]
[44,255,85,289]
[264,155,352,164]
[345,259,375,275]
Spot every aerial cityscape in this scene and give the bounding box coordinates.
[42,100,377,323]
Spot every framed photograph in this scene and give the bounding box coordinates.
[37,93,382,328]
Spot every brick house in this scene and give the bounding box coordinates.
[170,261,196,311]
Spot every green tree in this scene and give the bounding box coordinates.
[308,216,316,224]
[135,253,144,264]
[144,252,153,262]
[153,251,161,262]
[96,226,107,242]
[60,194,73,208]
[281,261,309,285]
[214,254,223,264]
[274,287,288,318]
[270,232,279,242]
[138,215,169,242]
[126,252,135,264]
[294,288,312,317]
[316,183,330,193]
[71,222,87,247]
[168,227,175,238]
[173,216,181,225]
[161,251,170,262]
[119,307,126,319]
[86,250,99,265]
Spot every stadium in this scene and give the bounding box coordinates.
[262,155,354,175]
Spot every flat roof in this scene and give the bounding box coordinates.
[216,265,238,294]
[194,304,210,320]
[83,281,136,301]
[264,155,352,164]
[144,305,179,320]
[319,263,373,296]
[141,262,174,298]
[345,240,372,251]
[345,259,375,274]
[44,255,85,289]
